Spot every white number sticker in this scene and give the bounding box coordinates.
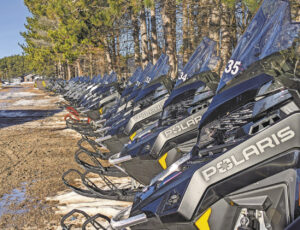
[179,72,188,82]
[145,76,151,83]
[225,60,241,75]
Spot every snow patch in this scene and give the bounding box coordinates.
[0,92,42,100]
[13,99,54,106]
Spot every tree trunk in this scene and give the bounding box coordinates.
[219,3,232,74]
[150,3,159,64]
[188,0,196,53]
[131,9,141,67]
[162,0,177,79]
[140,4,149,68]
[197,0,210,39]
[89,53,93,78]
[67,61,71,80]
[291,1,300,22]
[111,34,117,71]
[147,9,153,62]
[58,59,63,78]
[208,0,220,43]
[104,38,113,73]
[182,0,189,65]
[116,30,121,75]
[76,59,83,76]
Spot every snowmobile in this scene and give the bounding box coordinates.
[108,0,300,229]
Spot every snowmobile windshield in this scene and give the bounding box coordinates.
[108,71,118,84]
[126,62,154,101]
[175,37,220,88]
[129,67,143,84]
[131,62,153,91]
[217,0,300,93]
[143,53,169,85]
[95,74,102,84]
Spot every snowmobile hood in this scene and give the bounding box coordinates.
[163,80,205,108]
[107,114,132,136]
[133,82,162,103]
[199,0,300,130]
[120,128,163,158]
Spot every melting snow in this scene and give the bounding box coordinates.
[0,92,42,100]
[12,99,54,106]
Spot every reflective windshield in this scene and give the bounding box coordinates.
[108,71,118,83]
[217,0,300,93]
[175,37,220,87]
[145,53,169,85]
[129,67,143,84]
[134,62,153,87]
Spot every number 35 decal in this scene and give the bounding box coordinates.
[225,60,241,75]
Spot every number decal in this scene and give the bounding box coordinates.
[225,60,241,75]
[225,60,234,73]
[145,76,151,83]
[179,72,188,82]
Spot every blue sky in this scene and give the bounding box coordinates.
[0,0,31,59]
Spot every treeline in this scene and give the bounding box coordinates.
[0,55,31,79]
[20,0,264,79]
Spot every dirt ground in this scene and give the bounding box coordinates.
[0,84,83,229]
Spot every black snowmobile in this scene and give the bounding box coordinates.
[108,37,220,185]
[107,0,300,229]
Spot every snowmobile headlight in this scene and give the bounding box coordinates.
[160,178,190,215]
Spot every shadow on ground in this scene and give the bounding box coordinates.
[0,109,63,128]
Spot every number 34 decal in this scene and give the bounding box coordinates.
[225,60,242,75]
